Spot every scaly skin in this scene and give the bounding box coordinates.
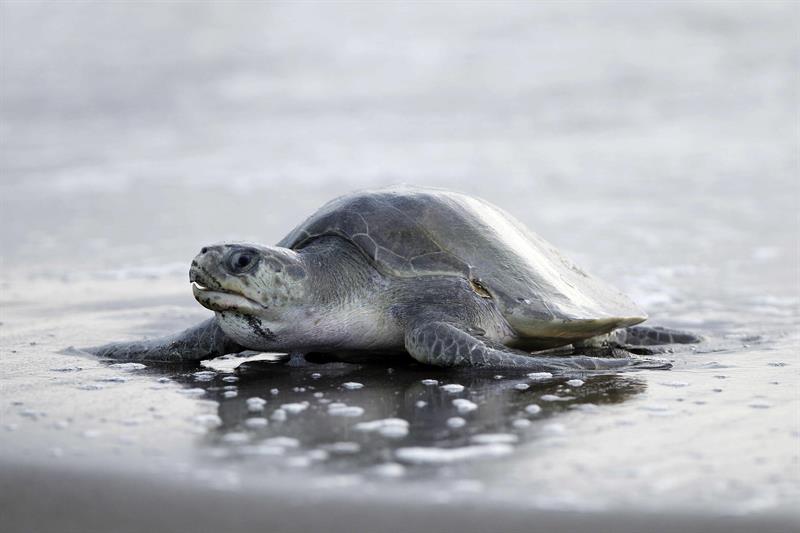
[612,325,703,346]
[86,318,242,362]
[405,321,671,370]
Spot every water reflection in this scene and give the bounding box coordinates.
[142,356,646,475]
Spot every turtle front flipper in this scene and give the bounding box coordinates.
[84,318,244,362]
[405,321,669,371]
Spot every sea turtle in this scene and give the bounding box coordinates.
[88,186,699,370]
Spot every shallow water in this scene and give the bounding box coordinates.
[1,0,798,524]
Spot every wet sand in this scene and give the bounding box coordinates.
[1,272,797,530]
[3,459,796,533]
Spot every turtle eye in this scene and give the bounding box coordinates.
[226,249,259,274]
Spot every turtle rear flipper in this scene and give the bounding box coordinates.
[613,325,703,347]
[405,320,669,371]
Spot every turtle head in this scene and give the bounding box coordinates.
[189,243,310,349]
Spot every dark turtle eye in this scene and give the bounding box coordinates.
[226,249,259,274]
[236,254,251,268]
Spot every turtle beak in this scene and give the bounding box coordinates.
[189,246,225,291]
[188,269,209,290]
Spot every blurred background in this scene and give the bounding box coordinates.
[1,0,797,293]
[1,1,798,530]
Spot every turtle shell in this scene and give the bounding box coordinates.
[278,186,646,342]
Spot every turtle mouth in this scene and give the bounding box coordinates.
[191,281,267,315]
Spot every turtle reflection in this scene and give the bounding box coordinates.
[160,356,646,474]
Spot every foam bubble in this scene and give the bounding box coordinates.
[446,417,466,428]
[110,363,146,371]
[452,398,478,414]
[470,433,518,445]
[395,444,513,464]
[354,418,409,438]
[244,417,268,428]
[524,404,542,415]
[328,404,365,417]
[263,436,300,448]
[246,397,267,412]
[280,402,309,414]
[541,394,574,402]
[177,388,206,397]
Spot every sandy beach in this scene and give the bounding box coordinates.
[1,2,798,532]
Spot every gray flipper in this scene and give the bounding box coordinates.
[613,325,703,346]
[405,321,669,371]
[85,318,244,362]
